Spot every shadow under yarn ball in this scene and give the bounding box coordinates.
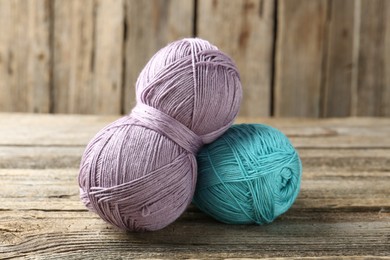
[193,124,302,225]
[78,38,242,231]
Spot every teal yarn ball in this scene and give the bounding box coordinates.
[193,124,302,225]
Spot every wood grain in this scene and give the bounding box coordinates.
[1,211,388,259]
[0,146,84,169]
[274,0,390,118]
[197,0,275,117]
[274,0,328,117]
[384,0,390,117]
[52,0,94,113]
[357,0,390,116]
[1,168,389,211]
[0,167,389,258]
[1,1,390,118]
[322,0,355,117]
[0,0,51,113]
[123,0,194,113]
[1,114,390,148]
[53,0,124,114]
[92,0,124,114]
[1,114,390,258]
[3,146,390,171]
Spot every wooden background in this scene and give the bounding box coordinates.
[0,0,389,117]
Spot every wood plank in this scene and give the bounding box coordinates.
[0,211,389,258]
[2,146,390,172]
[384,0,390,117]
[0,115,389,258]
[322,0,355,117]
[92,0,124,114]
[0,146,84,169]
[357,0,390,116]
[53,0,124,114]
[0,168,389,258]
[299,148,390,171]
[123,0,194,113]
[0,113,118,146]
[1,114,390,148]
[0,0,50,113]
[274,0,328,117]
[52,0,94,113]
[1,168,389,212]
[197,0,275,117]
[0,169,82,211]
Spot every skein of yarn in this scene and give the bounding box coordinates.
[78,38,242,231]
[193,124,302,225]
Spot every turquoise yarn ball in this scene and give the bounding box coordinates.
[193,124,302,225]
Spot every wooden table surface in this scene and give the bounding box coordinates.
[0,113,389,259]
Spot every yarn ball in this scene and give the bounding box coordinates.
[78,38,242,231]
[193,124,302,225]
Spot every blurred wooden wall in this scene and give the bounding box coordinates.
[0,0,389,117]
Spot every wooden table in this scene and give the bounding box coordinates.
[0,113,389,259]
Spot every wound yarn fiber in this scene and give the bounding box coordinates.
[78,38,242,231]
[193,124,302,225]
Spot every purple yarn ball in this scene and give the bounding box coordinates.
[78,38,242,231]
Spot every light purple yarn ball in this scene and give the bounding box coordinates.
[78,38,242,231]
